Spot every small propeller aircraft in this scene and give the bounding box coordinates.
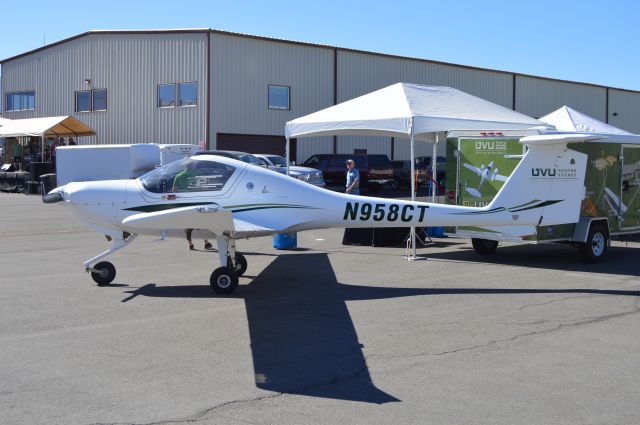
[43,139,587,294]
[463,161,509,198]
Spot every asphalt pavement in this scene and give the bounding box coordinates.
[1,192,640,425]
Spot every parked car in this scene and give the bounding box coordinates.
[196,150,262,165]
[388,160,428,190]
[196,150,325,187]
[254,154,325,187]
[302,154,393,193]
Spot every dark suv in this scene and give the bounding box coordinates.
[302,154,393,193]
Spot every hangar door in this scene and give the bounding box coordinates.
[216,133,296,159]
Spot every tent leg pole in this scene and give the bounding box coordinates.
[410,133,417,260]
[285,137,290,176]
[432,133,438,203]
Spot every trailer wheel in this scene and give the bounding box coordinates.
[471,238,498,255]
[579,223,609,263]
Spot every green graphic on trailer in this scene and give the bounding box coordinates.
[458,138,523,208]
[621,146,640,229]
[571,142,623,233]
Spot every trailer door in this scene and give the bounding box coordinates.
[621,145,640,230]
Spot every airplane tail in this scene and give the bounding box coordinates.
[486,139,588,226]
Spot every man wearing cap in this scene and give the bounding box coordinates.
[345,159,360,195]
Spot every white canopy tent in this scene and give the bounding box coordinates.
[539,106,634,136]
[285,83,545,258]
[0,116,96,162]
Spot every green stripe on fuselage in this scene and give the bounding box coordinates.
[123,202,212,213]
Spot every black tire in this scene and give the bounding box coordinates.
[368,183,382,194]
[91,261,116,286]
[227,253,248,276]
[388,177,401,191]
[210,267,239,294]
[622,180,629,192]
[579,223,609,263]
[471,238,499,255]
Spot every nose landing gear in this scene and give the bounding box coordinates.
[84,233,137,286]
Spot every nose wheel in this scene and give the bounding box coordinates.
[90,261,117,286]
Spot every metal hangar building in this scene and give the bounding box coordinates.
[2,29,639,163]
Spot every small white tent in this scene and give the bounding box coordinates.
[539,106,634,135]
[285,83,544,259]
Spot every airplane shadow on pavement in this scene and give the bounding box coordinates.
[121,252,640,404]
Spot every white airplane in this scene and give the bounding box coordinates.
[43,140,587,294]
[463,161,509,198]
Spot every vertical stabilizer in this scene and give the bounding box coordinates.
[487,141,587,226]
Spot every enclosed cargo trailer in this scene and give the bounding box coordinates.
[444,130,640,261]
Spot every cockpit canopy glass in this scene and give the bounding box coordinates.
[139,158,237,193]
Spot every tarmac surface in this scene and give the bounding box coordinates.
[1,192,640,425]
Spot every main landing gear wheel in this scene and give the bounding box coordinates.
[227,253,248,276]
[90,261,116,286]
[579,224,608,263]
[210,267,239,295]
[471,238,499,255]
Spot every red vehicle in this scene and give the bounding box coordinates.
[302,154,393,193]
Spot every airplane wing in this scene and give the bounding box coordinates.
[122,204,280,238]
[122,204,234,231]
[463,163,481,176]
[231,218,279,238]
[493,174,509,182]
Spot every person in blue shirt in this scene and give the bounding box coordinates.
[345,159,360,195]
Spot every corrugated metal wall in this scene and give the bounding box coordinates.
[609,89,640,134]
[337,51,513,107]
[514,75,607,120]
[2,33,208,145]
[210,33,334,162]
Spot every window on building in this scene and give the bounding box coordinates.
[158,84,176,108]
[268,85,290,110]
[178,82,197,107]
[5,91,35,111]
[75,91,91,112]
[92,89,107,111]
[75,89,107,112]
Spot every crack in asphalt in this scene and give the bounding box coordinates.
[517,295,591,310]
[90,367,370,425]
[369,299,640,360]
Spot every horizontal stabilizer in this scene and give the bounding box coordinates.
[122,204,234,231]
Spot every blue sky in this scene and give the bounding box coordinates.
[2,0,639,90]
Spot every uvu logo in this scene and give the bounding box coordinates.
[531,168,556,177]
[475,141,494,149]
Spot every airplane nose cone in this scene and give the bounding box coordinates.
[65,180,130,206]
